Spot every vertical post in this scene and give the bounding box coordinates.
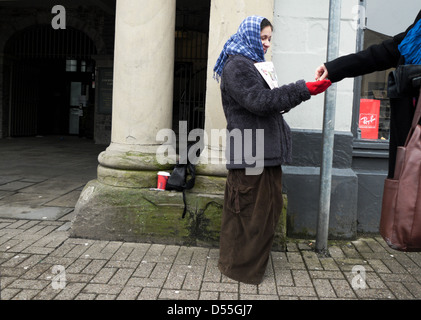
[315,0,341,254]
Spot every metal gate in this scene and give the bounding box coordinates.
[4,25,97,137]
[174,30,209,132]
[6,25,96,60]
[8,63,40,137]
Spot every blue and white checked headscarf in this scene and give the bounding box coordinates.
[399,19,421,65]
[213,15,266,81]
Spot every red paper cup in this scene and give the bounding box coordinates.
[157,172,171,190]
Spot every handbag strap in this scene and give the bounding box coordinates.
[411,89,421,128]
[405,89,421,146]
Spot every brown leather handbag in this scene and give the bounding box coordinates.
[380,89,421,251]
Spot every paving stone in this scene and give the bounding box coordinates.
[126,277,165,288]
[201,282,238,293]
[1,288,21,300]
[158,288,199,300]
[219,292,239,300]
[90,267,117,284]
[402,281,421,299]
[313,279,337,298]
[81,259,108,274]
[82,283,123,295]
[8,278,49,290]
[11,289,40,300]
[117,286,142,300]
[54,283,87,300]
[67,258,91,273]
[353,287,394,299]
[199,291,219,300]
[108,268,135,285]
[137,288,160,300]
[133,260,155,277]
[0,181,34,192]
[292,270,312,287]
[44,191,81,207]
[96,293,117,300]
[386,281,416,299]
[277,286,317,297]
[126,243,151,262]
[240,294,279,300]
[0,206,72,221]
[75,293,96,300]
[150,263,172,279]
[110,243,137,261]
[330,279,357,299]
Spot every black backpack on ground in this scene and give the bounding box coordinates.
[166,161,196,219]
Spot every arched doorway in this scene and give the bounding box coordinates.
[3,25,97,137]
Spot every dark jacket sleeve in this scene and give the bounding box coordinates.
[222,56,311,116]
[325,10,421,83]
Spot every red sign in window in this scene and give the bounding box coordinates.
[359,99,380,139]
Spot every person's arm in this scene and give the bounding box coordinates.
[323,34,404,83]
[316,10,421,83]
[222,57,311,116]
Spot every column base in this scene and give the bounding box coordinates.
[70,170,287,250]
[70,178,224,247]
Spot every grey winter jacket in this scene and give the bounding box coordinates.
[220,55,311,170]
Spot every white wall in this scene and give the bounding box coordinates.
[366,0,420,36]
[272,0,360,132]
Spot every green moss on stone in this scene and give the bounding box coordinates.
[72,177,288,250]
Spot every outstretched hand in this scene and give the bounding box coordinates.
[315,64,329,81]
[306,80,332,96]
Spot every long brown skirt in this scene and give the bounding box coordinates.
[218,166,283,285]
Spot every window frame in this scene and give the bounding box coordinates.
[351,0,390,158]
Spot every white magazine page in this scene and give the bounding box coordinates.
[254,62,279,89]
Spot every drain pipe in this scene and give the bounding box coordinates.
[315,0,342,254]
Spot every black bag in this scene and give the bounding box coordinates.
[388,64,421,98]
[166,161,196,219]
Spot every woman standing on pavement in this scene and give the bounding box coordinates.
[214,15,331,285]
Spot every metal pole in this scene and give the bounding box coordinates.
[315,0,341,254]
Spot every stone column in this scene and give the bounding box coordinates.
[71,0,179,243]
[98,0,176,188]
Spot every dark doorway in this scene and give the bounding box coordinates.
[4,25,97,138]
[174,0,210,134]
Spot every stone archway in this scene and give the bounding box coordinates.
[0,9,108,138]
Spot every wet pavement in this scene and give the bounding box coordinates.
[1,136,421,302]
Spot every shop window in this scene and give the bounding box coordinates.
[358,30,393,141]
